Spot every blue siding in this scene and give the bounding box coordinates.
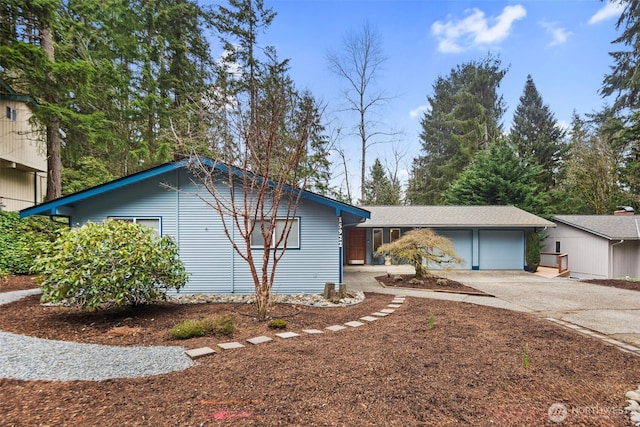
[230,198,340,294]
[72,170,179,237]
[68,168,342,295]
[478,229,525,269]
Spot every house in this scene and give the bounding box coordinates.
[20,157,370,294]
[542,209,640,279]
[0,79,47,211]
[346,205,555,270]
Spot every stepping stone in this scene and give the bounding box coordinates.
[345,321,364,328]
[325,325,347,331]
[302,329,324,334]
[217,342,245,350]
[391,299,405,304]
[380,308,395,314]
[387,304,402,308]
[360,316,379,322]
[371,312,389,317]
[275,332,299,339]
[185,347,216,360]
[247,336,273,345]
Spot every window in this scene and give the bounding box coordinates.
[372,228,383,253]
[110,217,161,234]
[6,106,16,121]
[250,217,300,249]
[390,228,400,243]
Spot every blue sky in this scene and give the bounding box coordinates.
[208,0,626,198]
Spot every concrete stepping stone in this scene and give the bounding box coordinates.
[217,342,245,350]
[371,312,389,317]
[345,321,364,328]
[360,316,379,322]
[380,308,395,313]
[275,332,299,339]
[185,347,216,360]
[325,325,347,331]
[302,329,324,334]
[387,304,402,308]
[391,299,405,304]
[247,336,273,345]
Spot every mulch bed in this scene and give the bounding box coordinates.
[0,275,39,292]
[376,273,491,296]
[585,278,640,292]
[0,275,638,426]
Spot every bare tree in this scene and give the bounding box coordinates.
[327,22,395,203]
[174,0,329,320]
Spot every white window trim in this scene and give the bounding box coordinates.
[372,228,383,253]
[250,217,300,249]
[109,217,162,234]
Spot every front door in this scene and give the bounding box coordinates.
[347,228,366,264]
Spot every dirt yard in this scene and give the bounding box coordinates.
[0,275,638,426]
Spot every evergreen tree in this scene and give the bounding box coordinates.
[362,158,401,205]
[407,54,507,205]
[554,112,623,214]
[0,0,98,199]
[444,139,548,216]
[510,75,567,192]
[601,0,640,112]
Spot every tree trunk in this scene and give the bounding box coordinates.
[255,288,269,321]
[41,24,62,200]
[46,121,62,200]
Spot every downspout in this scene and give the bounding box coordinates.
[610,239,624,278]
[337,210,343,285]
[33,171,38,205]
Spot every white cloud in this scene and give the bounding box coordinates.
[409,105,430,119]
[541,21,572,46]
[589,1,624,24]
[432,5,527,53]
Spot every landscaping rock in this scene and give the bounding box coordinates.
[627,390,640,402]
[408,278,424,285]
[437,278,448,286]
[393,275,403,283]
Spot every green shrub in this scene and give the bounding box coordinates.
[0,211,64,276]
[269,318,287,329]
[170,315,235,339]
[526,233,541,273]
[33,219,189,310]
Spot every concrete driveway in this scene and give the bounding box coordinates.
[344,266,640,352]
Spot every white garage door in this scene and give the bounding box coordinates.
[479,230,524,270]
[431,229,472,270]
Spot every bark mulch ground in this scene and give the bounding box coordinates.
[375,273,492,296]
[584,278,640,292]
[0,275,638,426]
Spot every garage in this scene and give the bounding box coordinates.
[479,230,525,269]
[433,229,472,269]
[351,206,553,270]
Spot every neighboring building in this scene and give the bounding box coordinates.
[0,79,47,211]
[347,205,555,270]
[20,158,370,294]
[543,209,640,279]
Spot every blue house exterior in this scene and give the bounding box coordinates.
[20,158,370,295]
[347,206,555,270]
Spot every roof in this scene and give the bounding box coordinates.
[19,157,370,221]
[0,78,37,106]
[357,205,555,228]
[553,215,640,240]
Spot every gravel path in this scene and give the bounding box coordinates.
[0,289,193,381]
